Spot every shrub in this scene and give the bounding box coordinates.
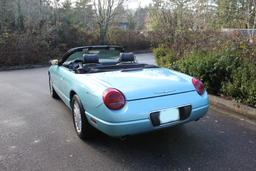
[176,51,219,94]
[175,51,240,94]
[176,51,255,106]
[154,41,256,107]
[222,61,256,107]
[108,29,151,51]
[153,45,176,68]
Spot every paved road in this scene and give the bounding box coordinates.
[0,54,256,171]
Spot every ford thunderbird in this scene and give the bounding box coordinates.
[48,45,209,140]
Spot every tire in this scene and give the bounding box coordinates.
[49,74,59,99]
[71,94,94,140]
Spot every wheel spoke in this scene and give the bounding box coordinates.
[73,101,82,133]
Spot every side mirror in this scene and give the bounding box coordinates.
[50,59,59,65]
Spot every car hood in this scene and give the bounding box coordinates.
[84,68,195,100]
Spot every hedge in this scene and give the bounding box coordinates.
[153,43,256,107]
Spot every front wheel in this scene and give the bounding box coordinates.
[71,95,94,140]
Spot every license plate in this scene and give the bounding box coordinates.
[159,108,180,124]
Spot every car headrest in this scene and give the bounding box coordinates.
[119,53,135,63]
[83,54,99,64]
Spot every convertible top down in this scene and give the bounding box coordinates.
[48,45,208,139]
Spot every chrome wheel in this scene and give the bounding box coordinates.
[72,95,94,140]
[73,101,82,134]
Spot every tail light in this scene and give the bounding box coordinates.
[103,88,126,110]
[192,78,205,95]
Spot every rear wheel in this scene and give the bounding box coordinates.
[49,74,59,99]
[71,95,94,140]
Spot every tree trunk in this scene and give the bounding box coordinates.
[99,23,109,45]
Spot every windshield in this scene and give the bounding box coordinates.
[86,48,121,61]
[64,47,122,65]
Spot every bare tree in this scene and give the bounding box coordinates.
[246,0,256,43]
[93,0,124,44]
[52,0,60,26]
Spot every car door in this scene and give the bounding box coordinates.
[56,51,83,105]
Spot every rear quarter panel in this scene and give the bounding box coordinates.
[49,66,107,111]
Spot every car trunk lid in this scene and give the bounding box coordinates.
[87,68,195,100]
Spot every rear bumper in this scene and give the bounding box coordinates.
[86,104,208,137]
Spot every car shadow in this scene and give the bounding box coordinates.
[52,97,228,169]
[84,123,225,170]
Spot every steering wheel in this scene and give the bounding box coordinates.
[69,59,83,70]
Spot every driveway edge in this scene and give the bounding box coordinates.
[0,64,49,71]
[209,94,256,122]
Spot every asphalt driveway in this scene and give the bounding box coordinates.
[0,54,255,171]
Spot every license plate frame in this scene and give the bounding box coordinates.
[150,105,191,127]
[159,108,180,124]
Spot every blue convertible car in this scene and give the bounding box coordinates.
[48,45,208,140]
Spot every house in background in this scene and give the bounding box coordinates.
[115,21,129,30]
[221,28,256,37]
[112,6,129,31]
[112,7,148,31]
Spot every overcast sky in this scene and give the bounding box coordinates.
[125,0,152,8]
[57,0,152,9]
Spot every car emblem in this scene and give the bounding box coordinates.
[154,90,176,94]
